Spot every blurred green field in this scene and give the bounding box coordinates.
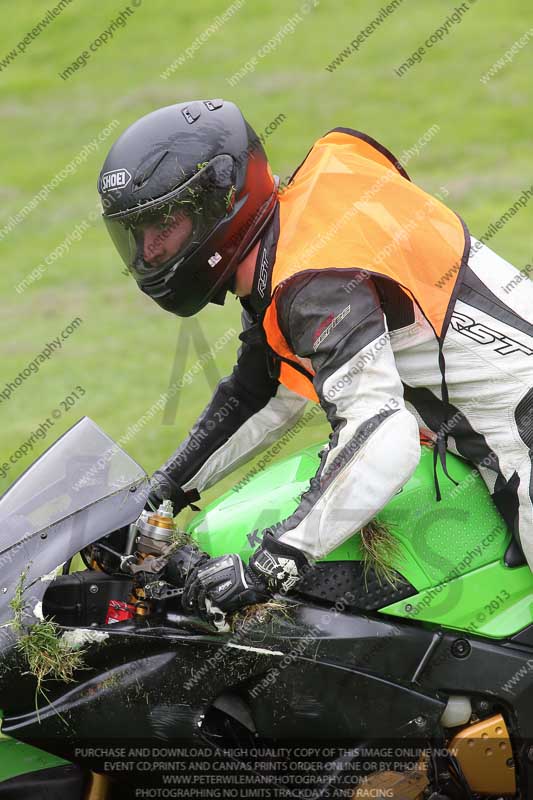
[0,0,532,518]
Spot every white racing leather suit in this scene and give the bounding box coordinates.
[160,228,533,570]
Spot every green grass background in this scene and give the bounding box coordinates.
[0,0,532,519]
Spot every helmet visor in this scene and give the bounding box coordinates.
[103,154,236,283]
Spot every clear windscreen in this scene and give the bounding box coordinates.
[0,417,149,630]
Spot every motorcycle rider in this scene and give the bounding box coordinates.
[98,99,533,623]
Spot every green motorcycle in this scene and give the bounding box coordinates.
[0,416,532,799]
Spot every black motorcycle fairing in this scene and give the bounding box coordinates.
[3,602,533,793]
[42,571,133,628]
[0,763,86,800]
[1,606,445,747]
[511,624,533,647]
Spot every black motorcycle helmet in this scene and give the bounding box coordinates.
[98,99,278,316]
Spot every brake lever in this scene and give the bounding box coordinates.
[119,554,138,573]
[143,580,184,601]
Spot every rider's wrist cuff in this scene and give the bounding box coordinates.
[152,471,201,512]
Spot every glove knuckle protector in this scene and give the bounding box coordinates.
[187,553,269,616]
[249,531,310,594]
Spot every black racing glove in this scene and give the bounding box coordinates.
[165,544,210,588]
[182,553,270,622]
[146,470,200,513]
[182,532,310,627]
[137,545,264,631]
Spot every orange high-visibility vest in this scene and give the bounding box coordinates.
[262,128,470,402]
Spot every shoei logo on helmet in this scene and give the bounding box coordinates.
[101,168,132,192]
